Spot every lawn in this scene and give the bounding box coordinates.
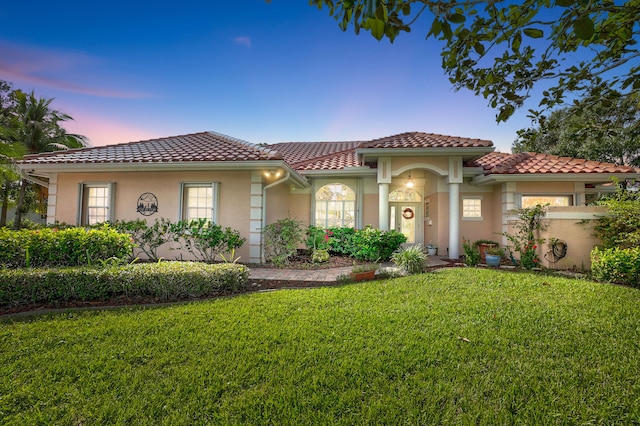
[1,268,639,425]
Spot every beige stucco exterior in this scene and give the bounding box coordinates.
[21,144,635,269]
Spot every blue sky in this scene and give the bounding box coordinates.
[0,1,542,152]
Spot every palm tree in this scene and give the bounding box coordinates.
[6,90,86,229]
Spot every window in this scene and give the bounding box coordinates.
[521,195,572,208]
[315,183,355,228]
[462,197,482,220]
[181,183,219,222]
[78,183,114,225]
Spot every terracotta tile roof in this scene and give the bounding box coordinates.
[359,132,493,149]
[270,141,362,165]
[19,131,283,165]
[469,152,639,174]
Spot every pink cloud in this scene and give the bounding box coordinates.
[0,41,150,99]
[234,37,252,48]
[61,110,163,147]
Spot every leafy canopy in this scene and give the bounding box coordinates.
[513,92,640,166]
[309,1,640,121]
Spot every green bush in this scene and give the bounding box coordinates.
[391,245,427,274]
[263,218,304,266]
[169,219,246,263]
[591,247,640,288]
[0,225,134,268]
[325,227,355,256]
[594,186,640,249]
[0,262,250,309]
[349,227,407,261]
[112,218,172,261]
[463,238,481,267]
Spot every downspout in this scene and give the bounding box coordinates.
[261,171,290,263]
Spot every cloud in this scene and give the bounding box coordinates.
[0,41,150,99]
[234,37,252,48]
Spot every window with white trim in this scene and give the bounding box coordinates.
[315,183,355,228]
[181,183,219,222]
[521,195,572,209]
[462,197,482,220]
[78,183,114,225]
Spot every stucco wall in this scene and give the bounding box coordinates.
[55,170,254,261]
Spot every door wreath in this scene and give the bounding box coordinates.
[402,207,414,219]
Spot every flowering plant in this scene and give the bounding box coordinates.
[501,204,547,270]
[519,242,540,269]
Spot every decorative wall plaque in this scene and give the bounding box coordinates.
[137,192,158,216]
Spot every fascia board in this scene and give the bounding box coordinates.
[18,160,310,187]
[356,147,494,159]
[471,172,640,186]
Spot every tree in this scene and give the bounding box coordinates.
[0,80,25,227]
[310,1,640,121]
[513,92,640,166]
[3,89,86,229]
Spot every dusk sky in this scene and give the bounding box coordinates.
[0,1,548,152]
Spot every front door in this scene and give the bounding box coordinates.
[390,202,422,244]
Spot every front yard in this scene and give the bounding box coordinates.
[1,268,639,424]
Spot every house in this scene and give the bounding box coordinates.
[17,131,639,268]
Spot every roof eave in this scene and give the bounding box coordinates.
[357,147,495,162]
[471,172,640,186]
[17,160,310,187]
[297,167,377,177]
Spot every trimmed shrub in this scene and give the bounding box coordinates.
[263,218,304,266]
[326,227,355,256]
[391,245,427,274]
[0,262,249,309]
[112,218,172,261]
[170,219,246,263]
[0,225,134,268]
[591,247,640,288]
[348,227,407,261]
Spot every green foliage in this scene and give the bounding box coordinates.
[170,219,245,263]
[0,225,134,268]
[593,185,640,249]
[263,218,304,266]
[462,238,480,267]
[591,246,640,288]
[324,226,355,256]
[0,262,249,309]
[391,244,427,274]
[306,226,333,250]
[311,249,330,263]
[513,94,640,166]
[311,1,639,122]
[501,204,547,269]
[349,226,407,261]
[112,218,172,261]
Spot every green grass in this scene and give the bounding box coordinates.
[1,269,639,425]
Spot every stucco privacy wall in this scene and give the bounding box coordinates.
[55,170,254,262]
[504,206,606,269]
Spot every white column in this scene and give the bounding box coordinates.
[378,183,389,231]
[448,182,460,259]
[249,171,263,264]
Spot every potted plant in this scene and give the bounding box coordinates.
[484,246,504,267]
[350,262,379,281]
[426,244,438,256]
[474,239,499,262]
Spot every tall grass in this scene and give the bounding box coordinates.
[1,269,639,424]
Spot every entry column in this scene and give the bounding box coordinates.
[447,156,463,260]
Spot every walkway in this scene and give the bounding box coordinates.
[249,256,451,283]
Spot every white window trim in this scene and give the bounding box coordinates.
[179,182,219,223]
[77,182,115,225]
[312,182,357,229]
[462,195,483,221]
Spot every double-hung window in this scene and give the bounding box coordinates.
[180,182,219,222]
[462,197,483,220]
[78,183,114,225]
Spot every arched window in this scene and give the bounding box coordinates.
[388,188,422,202]
[315,184,356,228]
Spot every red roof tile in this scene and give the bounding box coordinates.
[468,152,639,175]
[19,132,283,165]
[270,141,362,165]
[359,132,493,149]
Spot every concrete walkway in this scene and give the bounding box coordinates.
[249,256,451,283]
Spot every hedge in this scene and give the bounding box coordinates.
[591,247,640,288]
[0,226,134,268]
[0,262,249,310]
